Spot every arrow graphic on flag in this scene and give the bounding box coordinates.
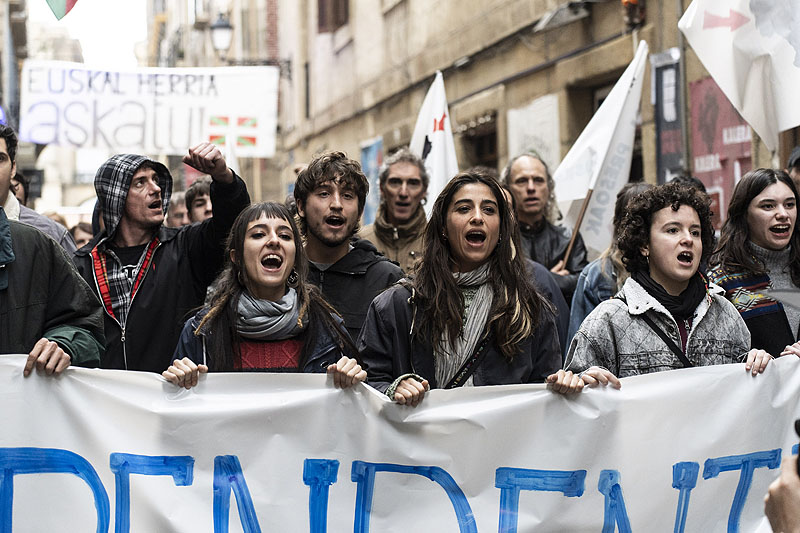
[703,9,749,31]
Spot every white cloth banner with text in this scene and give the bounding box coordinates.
[19,60,278,157]
[1,354,799,532]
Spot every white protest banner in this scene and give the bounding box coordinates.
[19,61,278,157]
[679,0,800,152]
[1,353,799,532]
[409,71,459,218]
[554,41,648,258]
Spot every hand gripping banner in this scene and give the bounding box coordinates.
[0,354,798,532]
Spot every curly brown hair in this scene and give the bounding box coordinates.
[293,151,369,235]
[618,182,715,273]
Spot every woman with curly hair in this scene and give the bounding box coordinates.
[548,182,771,393]
[707,168,800,358]
[163,202,365,389]
[358,170,561,406]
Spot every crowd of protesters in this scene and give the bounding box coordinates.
[3,120,800,525]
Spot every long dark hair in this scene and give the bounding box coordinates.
[413,171,542,360]
[196,202,357,371]
[712,168,800,285]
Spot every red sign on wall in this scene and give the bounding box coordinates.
[690,77,752,230]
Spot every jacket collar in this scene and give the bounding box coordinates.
[373,204,426,245]
[0,208,14,290]
[620,276,720,327]
[2,192,20,221]
[75,223,179,258]
[313,238,389,274]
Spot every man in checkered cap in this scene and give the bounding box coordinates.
[74,142,250,372]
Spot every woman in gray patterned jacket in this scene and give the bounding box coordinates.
[547,182,772,393]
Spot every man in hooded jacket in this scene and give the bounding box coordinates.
[73,143,250,372]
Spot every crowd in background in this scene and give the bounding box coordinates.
[2,120,800,527]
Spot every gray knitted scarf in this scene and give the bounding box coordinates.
[235,288,304,340]
[434,263,493,387]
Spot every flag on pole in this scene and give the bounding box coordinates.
[46,0,78,20]
[553,40,649,258]
[409,71,459,217]
[679,0,800,151]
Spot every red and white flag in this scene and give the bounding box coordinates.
[46,0,78,20]
[409,71,459,217]
[553,40,649,258]
[679,0,800,151]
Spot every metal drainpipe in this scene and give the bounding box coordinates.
[677,0,690,173]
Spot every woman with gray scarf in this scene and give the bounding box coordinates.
[358,171,562,406]
[163,202,364,389]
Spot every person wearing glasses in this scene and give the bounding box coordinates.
[360,148,428,273]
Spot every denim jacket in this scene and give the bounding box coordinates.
[567,257,617,345]
[565,277,750,377]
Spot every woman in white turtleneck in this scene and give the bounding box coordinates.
[708,168,800,358]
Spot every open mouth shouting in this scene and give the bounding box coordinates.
[324,214,346,230]
[148,199,162,210]
[770,223,792,238]
[465,229,487,246]
[676,250,694,267]
[260,253,284,271]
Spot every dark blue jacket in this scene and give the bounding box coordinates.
[174,307,356,373]
[358,283,562,394]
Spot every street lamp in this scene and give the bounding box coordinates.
[207,14,291,79]
[210,13,233,56]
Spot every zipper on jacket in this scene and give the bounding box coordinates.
[121,326,128,369]
[122,240,161,370]
[92,240,162,371]
[319,270,324,289]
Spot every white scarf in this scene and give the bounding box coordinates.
[434,263,493,387]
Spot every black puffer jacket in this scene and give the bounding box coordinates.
[308,238,403,342]
[73,156,250,372]
[519,219,588,304]
[358,283,562,394]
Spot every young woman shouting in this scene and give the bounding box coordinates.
[549,183,771,393]
[359,171,561,406]
[163,202,365,389]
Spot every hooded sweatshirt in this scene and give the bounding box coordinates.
[74,154,250,372]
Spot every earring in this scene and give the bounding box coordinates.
[421,197,427,206]
[441,233,448,241]
[287,269,299,288]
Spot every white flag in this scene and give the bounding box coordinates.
[409,71,459,217]
[554,40,649,257]
[679,0,800,151]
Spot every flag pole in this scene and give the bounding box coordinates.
[562,188,594,266]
